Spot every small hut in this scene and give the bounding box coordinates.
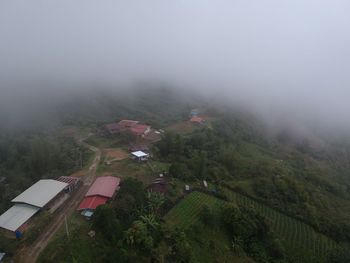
[131,151,149,161]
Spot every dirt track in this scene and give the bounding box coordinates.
[16,138,101,263]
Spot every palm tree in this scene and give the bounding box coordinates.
[146,190,165,215]
[140,214,160,230]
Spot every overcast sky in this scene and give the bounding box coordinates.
[1,0,350,130]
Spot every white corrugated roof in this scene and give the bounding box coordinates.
[0,204,39,231]
[131,151,148,158]
[12,179,68,208]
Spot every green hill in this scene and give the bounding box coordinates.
[165,190,338,263]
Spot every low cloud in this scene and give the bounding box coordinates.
[1,0,350,131]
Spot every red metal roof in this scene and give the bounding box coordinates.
[130,124,151,135]
[190,116,204,123]
[77,196,108,210]
[86,176,120,198]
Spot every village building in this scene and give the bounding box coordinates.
[190,116,205,124]
[0,179,68,235]
[56,176,81,193]
[131,151,149,161]
[190,109,200,117]
[130,124,151,137]
[147,177,167,194]
[78,176,120,217]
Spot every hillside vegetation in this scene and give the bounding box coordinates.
[1,88,349,263]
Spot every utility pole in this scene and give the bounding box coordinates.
[80,149,83,169]
[65,215,70,238]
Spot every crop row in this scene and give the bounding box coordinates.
[165,191,223,229]
[223,188,337,260]
[165,189,337,262]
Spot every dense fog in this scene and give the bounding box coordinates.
[1,0,350,131]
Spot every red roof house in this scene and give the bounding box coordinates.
[78,196,109,210]
[130,124,151,136]
[86,176,120,198]
[78,176,120,212]
[190,116,205,124]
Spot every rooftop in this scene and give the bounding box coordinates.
[190,116,204,123]
[78,196,108,211]
[0,204,40,232]
[131,151,149,158]
[85,176,120,198]
[56,176,80,185]
[130,124,151,135]
[12,179,68,208]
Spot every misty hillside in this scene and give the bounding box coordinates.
[0,89,349,263]
[1,1,350,262]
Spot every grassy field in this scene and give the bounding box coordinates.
[97,158,155,185]
[164,191,224,229]
[164,191,254,263]
[164,189,337,263]
[85,134,126,149]
[37,213,93,263]
[222,188,338,262]
[148,160,171,174]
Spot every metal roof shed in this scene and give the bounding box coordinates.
[131,151,149,158]
[85,176,120,198]
[12,179,68,208]
[0,204,40,232]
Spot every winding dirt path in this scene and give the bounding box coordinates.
[16,137,101,263]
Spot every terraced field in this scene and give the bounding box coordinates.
[165,190,338,262]
[223,188,338,261]
[164,191,223,229]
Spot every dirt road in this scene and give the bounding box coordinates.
[16,138,101,263]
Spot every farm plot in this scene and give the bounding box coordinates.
[164,191,223,229]
[103,148,129,163]
[223,188,338,261]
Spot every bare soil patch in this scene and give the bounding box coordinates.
[104,148,129,161]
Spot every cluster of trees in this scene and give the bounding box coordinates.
[60,178,287,262]
[0,133,90,213]
[74,178,193,263]
[221,204,285,262]
[156,116,350,244]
